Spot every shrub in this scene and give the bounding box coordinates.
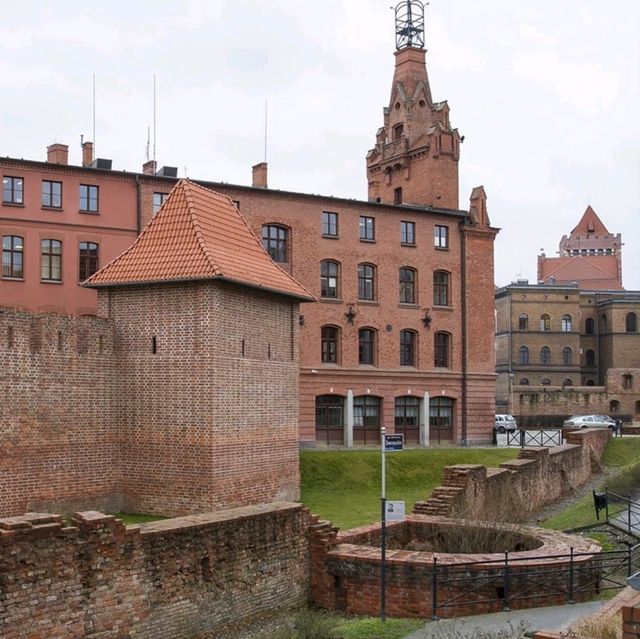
[561,611,622,639]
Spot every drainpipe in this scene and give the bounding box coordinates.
[460,223,468,446]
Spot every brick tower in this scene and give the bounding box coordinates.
[366,1,461,209]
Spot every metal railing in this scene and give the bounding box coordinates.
[430,544,640,619]
[603,490,640,536]
[504,429,563,448]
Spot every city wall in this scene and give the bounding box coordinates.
[0,503,314,639]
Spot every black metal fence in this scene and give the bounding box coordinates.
[430,544,640,619]
[602,490,640,536]
[504,429,563,448]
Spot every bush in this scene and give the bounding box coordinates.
[561,611,622,639]
[431,620,530,638]
[265,609,342,639]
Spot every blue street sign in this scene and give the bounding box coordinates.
[383,433,404,451]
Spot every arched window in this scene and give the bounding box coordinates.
[320,260,339,298]
[359,328,377,365]
[399,267,416,304]
[434,332,451,368]
[262,224,288,263]
[563,378,573,387]
[395,396,420,444]
[315,395,344,444]
[561,315,572,332]
[400,330,417,366]
[433,270,450,307]
[2,235,24,278]
[585,317,595,335]
[519,378,529,385]
[626,313,638,333]
[519,346,529,365]
[622,374,633,390]
[540,314,550,332]
[600,314,607,333]
[392,123,404,141]
[540,346,551,365]
[353,395,381,444]
[636,400,640,414]
[321,326,340,364]
[585,349,595,366]
[519,314,529,331]
[541,378,551,386]
[79,242,99,281]
[40,239,62,281]
[358,263,376,301]
[430,397,454,443]
[394,187,403,205]
[610,400,620,413]
[562,347,572,366]
[586,379,595,386]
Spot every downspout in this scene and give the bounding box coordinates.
[460,221,468,446]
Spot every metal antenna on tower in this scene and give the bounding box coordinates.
[393,1,427,50]
[153,74,157,164]
[92,74,96,157]
[264,99,268,163]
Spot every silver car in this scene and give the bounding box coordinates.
[563,414,616,429]
[494,414,518,433]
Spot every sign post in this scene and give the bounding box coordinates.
[380,429,404,622]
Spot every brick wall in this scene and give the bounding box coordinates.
[413,429,610,520]
[0,504,314,639]
[0,308,120,516]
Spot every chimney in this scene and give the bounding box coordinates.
[142,160,157,175]
[82,141,94,167]
[47,143,69,165]
[252,162,268,189]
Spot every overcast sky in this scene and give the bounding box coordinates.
[2,0,639,289]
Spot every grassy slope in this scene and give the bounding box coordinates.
[300,448,519,529]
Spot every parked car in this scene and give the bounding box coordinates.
[563,415,616,429]
[494,414,518,433]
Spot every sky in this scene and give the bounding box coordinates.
[1,0,639,289]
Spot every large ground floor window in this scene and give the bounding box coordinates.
[315,395,344,444]
[353,395,381,445]
[394,396,420,444]
[429,397,454,443]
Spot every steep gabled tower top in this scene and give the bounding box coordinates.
[394,0,426,50]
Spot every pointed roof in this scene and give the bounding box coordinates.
[85,180,314,301]
[570,205,610,236]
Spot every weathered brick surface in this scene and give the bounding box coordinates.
[0,504,314,639]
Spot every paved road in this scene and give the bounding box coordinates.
[403,601,604,638]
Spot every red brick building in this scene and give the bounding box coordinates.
[1,7,498,446]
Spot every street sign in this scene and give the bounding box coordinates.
[385,500,405,522]
[383,433,404,451]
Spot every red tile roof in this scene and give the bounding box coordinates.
[85,180,314,301]
[570,205,610,236]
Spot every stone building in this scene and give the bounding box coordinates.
[1,4,498,446]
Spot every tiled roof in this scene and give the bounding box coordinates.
[85,180,314,301]
[570,205,610,236]
[539,255,623,290]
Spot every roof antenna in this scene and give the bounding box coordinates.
[153,73,157,164]
[92,74,96,157]
[145,126,150,162]
[264,98,268,163]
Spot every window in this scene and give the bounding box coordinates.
[394,187,403,205]
[626,313,638,333]
[358,328,376,365]
[399,267,416,304]
[40,239,62,281]
[601,314,607,333]
[540,314,550,332]
[315,395,344,444]
[519,378,529,385]
[433,270,450,306]
[358,263,376,301]
[585,317,595,334]
[42,181,62,208]
[392,123,404,141]
[400,221,415,245]
[586,379,595,386]
[2,235,24,278]
[359,216,375,241]
[541,378,551,386]
[623,374,633,390]
[585,349,595,366]
[561,315,572,332]
[320,260,339,298]
[321,326,339,364]
[430,397,454,443]
[434,332,450,367]
[610,400,620,413]
[519,346,529,365]
[540,346,551,365]
[79,242,99,281]
[434,225,449,249]
[322,211,338,237]
[400,330,417,366]
[519,314,529,331]
[153,192,169,214]
[562,347,572,366]
[353,395,381,444]
[79,184,99,212]
[262,225,288,263]
[395,396,420,443]
[3,176,23,204]
[563,379,573,387]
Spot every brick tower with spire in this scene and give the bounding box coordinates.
[366,0,461,209]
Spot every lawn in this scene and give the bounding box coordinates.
[300,447,519,529]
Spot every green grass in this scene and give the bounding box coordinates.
[336,616,423,639]
[602,437,640,468]
[111,512,167,525]
[300,448,519,529]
